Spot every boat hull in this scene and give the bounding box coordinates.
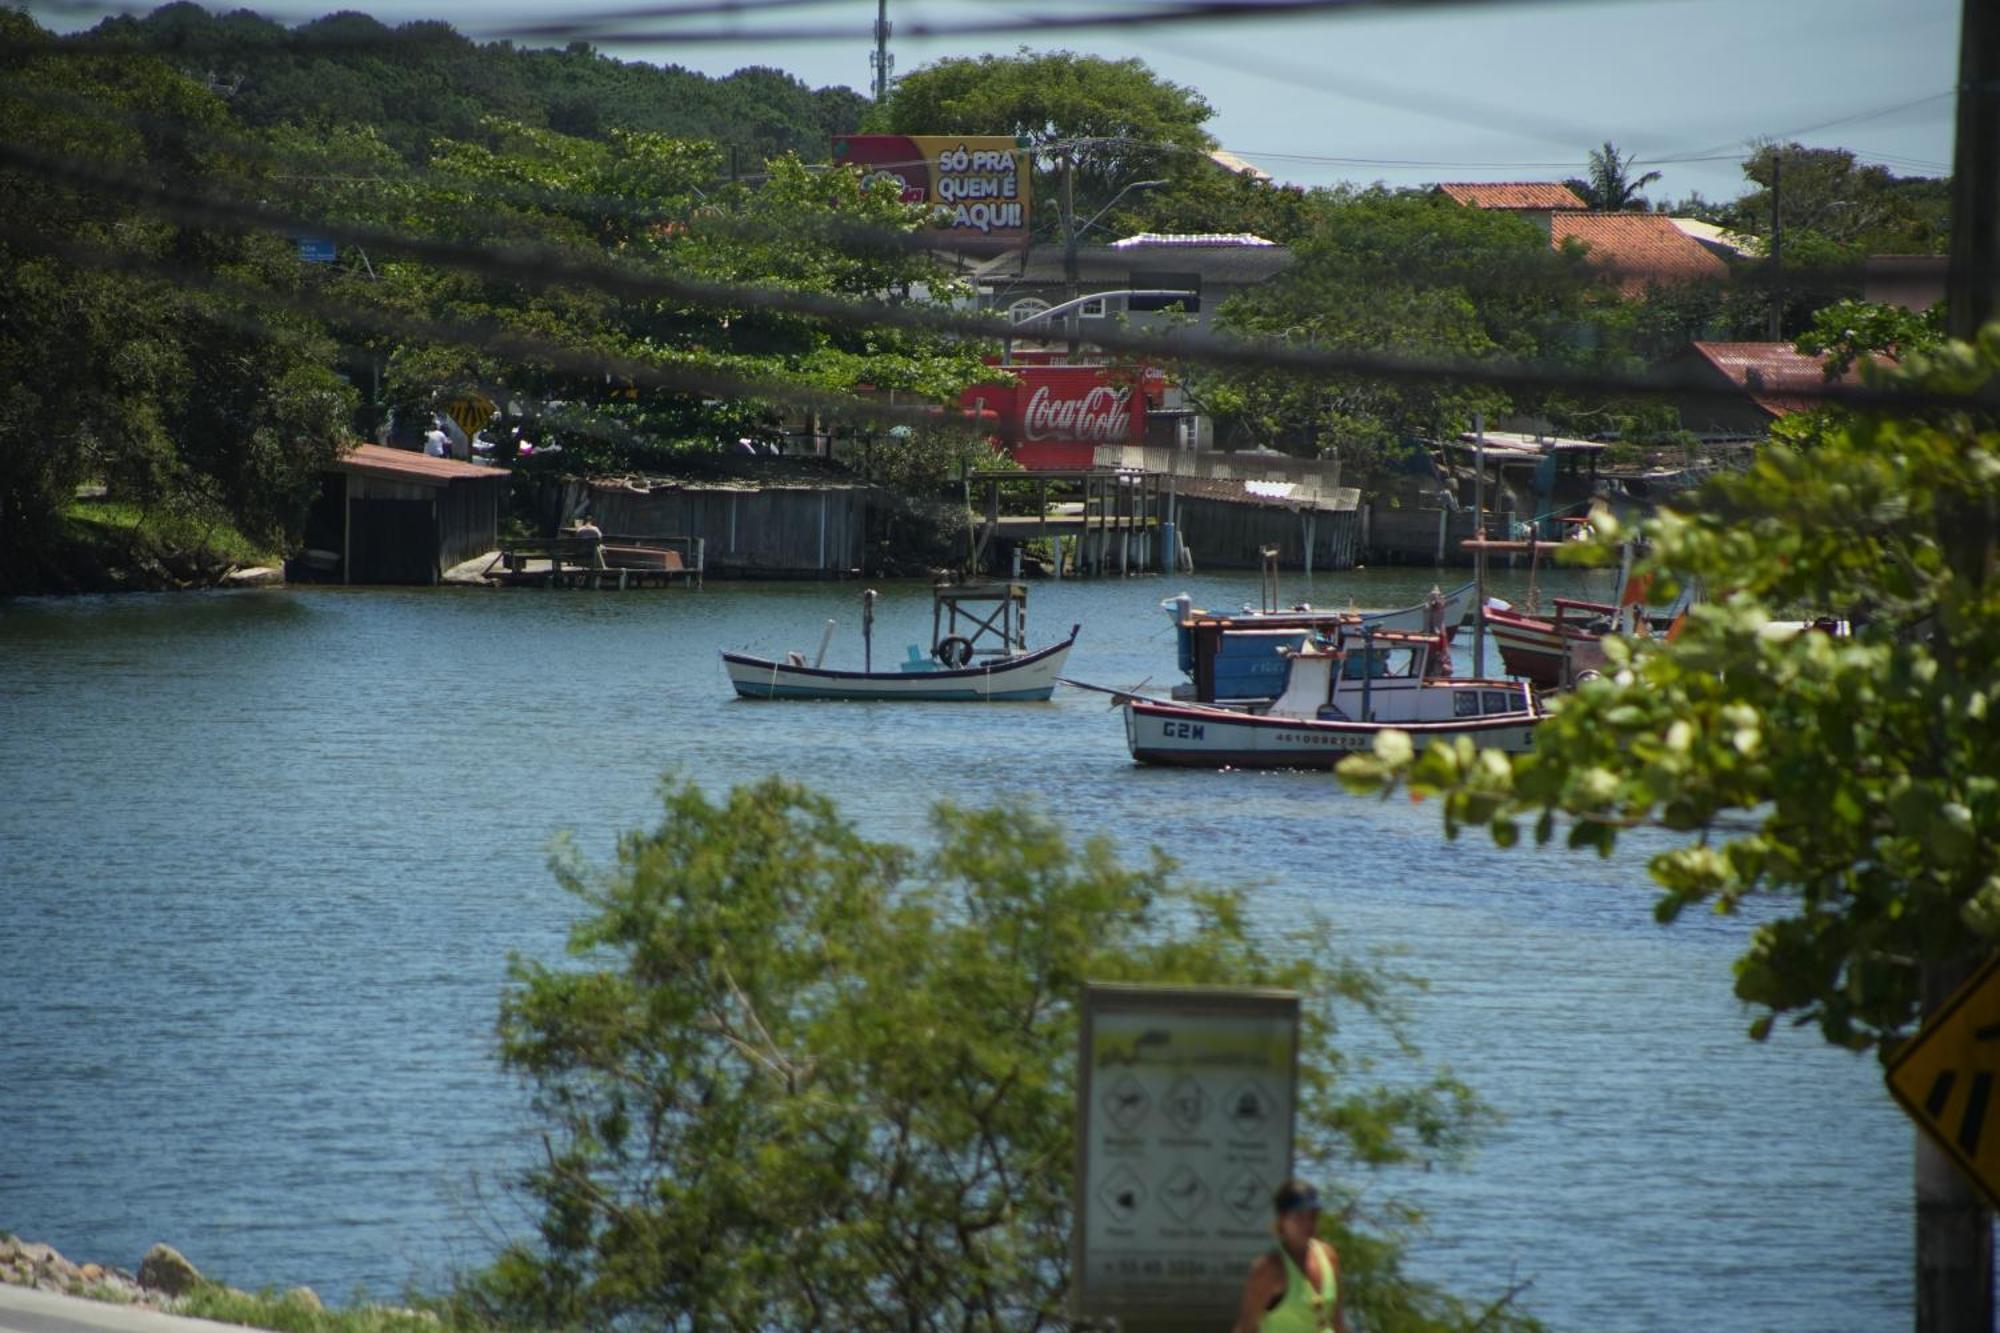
[1483,607,1606,689]
[1123,697,1540,768]
[723,635,1075,701]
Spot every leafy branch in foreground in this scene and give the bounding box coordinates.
[1341,326,2000,1057]
[460,776,1539,1332]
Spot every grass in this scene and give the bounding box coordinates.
[172,1282,463,1333]
[62,496,279,571]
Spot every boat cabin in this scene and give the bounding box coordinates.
[1263,627,1538,725]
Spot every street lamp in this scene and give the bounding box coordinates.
[1061,176,1167,360]
[1064,177,1168,301]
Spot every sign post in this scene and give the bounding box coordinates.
[1074,984,1301,1331]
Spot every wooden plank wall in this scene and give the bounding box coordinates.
[1366,506,1482,566]
[589,485,868,576]
[1177,497,1360,571]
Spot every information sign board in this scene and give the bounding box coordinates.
[1886,953,2000,1206]
[1073,984,1300,1329]
[830,134,1030,252]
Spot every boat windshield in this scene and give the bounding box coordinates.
[1339,647,1417,679]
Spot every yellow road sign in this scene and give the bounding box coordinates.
[1886,953,2000,1206]
[445,393,495,440]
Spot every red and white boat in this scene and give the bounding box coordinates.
[1122,626,1543,769]
[1482,596,1622,689]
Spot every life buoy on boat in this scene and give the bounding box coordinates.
[934,635,974,667]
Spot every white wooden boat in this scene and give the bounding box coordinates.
[724,631,1077,701]
[1122,625,1542,768]
[723,582,1078,702]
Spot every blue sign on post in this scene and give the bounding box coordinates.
[296,237,337,264]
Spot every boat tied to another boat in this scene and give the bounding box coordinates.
[1121,623,1544,769]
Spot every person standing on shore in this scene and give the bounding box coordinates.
[1232,1177,1346,1333]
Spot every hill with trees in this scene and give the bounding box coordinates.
[78,2,868,166]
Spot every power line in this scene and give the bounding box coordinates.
[3,135,1987,417]
[30,0,1609,56]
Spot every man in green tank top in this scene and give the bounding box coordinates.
[1231,1177,1345,1333]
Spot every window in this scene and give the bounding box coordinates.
[1454,690,1481,718]
[1127,271,1201,313]
[1483,690,1518,715]
[1078,296,1107,319]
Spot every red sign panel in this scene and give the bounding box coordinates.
[960,366,1148,469]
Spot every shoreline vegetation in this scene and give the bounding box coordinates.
[0,1234,458,1332]
[9,496,285,598]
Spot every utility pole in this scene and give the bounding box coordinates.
[871,0,892,103]
[1920,3,2000,1331]
[1767,151,1784,340]
[1062,153,1078,362]
[1945,0,1998,341]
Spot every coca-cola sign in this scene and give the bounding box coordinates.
[958,364,1150,468]
[1024,384,1133,443]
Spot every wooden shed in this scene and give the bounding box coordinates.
[582,479,870,578]
[291,443,509,585]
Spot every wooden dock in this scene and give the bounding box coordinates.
[481,533,704,589]
[965,469,1170,577]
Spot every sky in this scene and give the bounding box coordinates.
[36,0,1964,205]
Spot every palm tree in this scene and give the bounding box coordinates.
[1566,142,1663,211]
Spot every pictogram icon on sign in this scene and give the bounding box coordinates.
[1162,1076,1208,1134]
[1886,953,2000,1206]
[1223,1170,1266,1226]
[1098,1165,1147,1223]
[1158,1164,1209,1223]
[1225,1080,1275,1132]
[1103,1074,1150,1133]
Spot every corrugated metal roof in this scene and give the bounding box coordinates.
[1206,149,1272,181]
[1173,474,1359,512]
[1439,182,1587,210]
[338,442,508,486]
[1109,232,1277,248]
[1550,213,1731,295]
[1687,342,1841,417]
[1668,217,1762,258]
[975,242,1292,286]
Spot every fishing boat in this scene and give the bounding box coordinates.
[1120,625,1542,768]
[1162,581,1476,704]
[1483,596,1622,689]
[722,582,1078,702]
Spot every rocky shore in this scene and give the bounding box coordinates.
[0,1234,320,1314]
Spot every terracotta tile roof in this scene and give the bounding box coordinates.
[1686,342,1843,417]
[1438,182,1586,210]
[337,442,508,486]
[1550,212,1732,295]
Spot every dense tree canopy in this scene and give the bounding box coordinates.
[0,7,998,587]
[0,11,353,589]
[80,2,865,166]
[1185,189,1600,464]
[470,777,1540,1332]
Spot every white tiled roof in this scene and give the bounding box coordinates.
[1109,232,1278,248]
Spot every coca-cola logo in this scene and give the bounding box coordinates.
[1023,384,1133,443]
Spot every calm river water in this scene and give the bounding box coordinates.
[0,568,1908,1330]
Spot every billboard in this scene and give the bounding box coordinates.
[832,134,1030,252]
[1073,984,1301,1330]
[960,366,1153,469]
